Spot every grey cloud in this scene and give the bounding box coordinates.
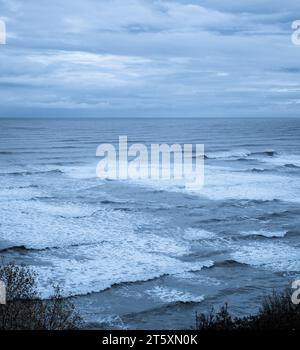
[0,0,300,117]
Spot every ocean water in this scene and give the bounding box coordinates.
[0,117,300,329]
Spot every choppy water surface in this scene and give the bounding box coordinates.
[0,117,299,329]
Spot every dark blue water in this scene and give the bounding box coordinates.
[0,117,300,329]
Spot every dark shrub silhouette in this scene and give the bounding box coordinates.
[196,289,300,331]
[0,264,82,330]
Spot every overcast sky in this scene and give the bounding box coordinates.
[0,0,300,118]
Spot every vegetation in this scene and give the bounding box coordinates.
[0,264,82,330]
[196,289,300,331]
[1,263,298,331]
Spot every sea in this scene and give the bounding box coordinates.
[0,117,299,329]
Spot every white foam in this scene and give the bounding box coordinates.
[201,166,300,203]
[0,186,41,201]
[262,154,300,168]
[33,245,213,297]
[145,286,205,303]
[0,200,177,251]
[24,152,300,204]
[1,198,213,297]
[232,242,300,272]
[206,149,251,159]
[119,163,300,203]
[183,228,215,241]
[240,230,287,238]
[28,201,97,218]
[61,165,97,179]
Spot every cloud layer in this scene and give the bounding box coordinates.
[0,0,300,117]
